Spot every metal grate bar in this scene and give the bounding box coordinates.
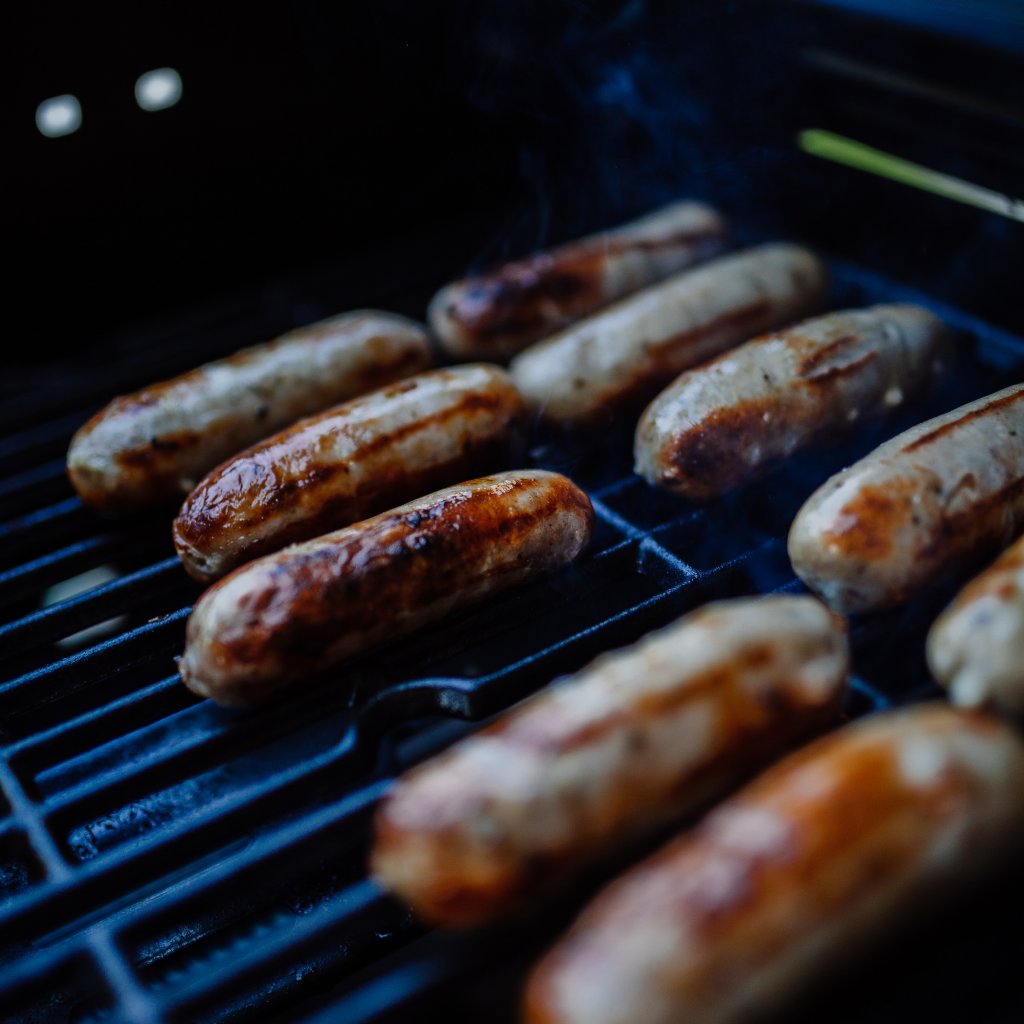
[0,559,189,658]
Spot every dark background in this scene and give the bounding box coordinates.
[3,1,1023,360]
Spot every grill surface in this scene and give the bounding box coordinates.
[3,252,1024,1024]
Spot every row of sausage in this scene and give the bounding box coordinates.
[61,198,1024,1022]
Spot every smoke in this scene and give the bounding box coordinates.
[448,0,727,266]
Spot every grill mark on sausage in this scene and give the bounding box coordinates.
[903,387,1024,453]
[450,228,727,338]
[173,385,526,565]
[590,297,778,421]
[821,468,1024,594]
[918,472,1024,563]
[495,641,829,756]
[796,334,859,375]
[115,430,202,468]
[799,351,877,385]
[649,297,775,360]
[204,479,594,672]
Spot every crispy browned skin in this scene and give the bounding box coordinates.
[429,202,728,360]
[928,534,1024,716]
[179,471,594,707]
[789,382,1024,613]
[525,705,1024,1024]
[634,305,951,501]
[173,365,528,581]
[67,312,433,513]
[371,596,847,928]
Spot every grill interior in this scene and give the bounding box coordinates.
[3,249,1024,1023]
[7,1,1024,1020]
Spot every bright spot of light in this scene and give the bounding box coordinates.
[36,95,82,138]
[135,67,182,112]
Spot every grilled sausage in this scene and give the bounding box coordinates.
[524,704,1024,1024]
[928,534,1024,716]
[179,470,594,707]
[173,365,528,582]
[510,244,827,428]
[67,311,433,513]
[635,304,951,501]
[788,383,1024,614]
[429,201,727,360]
[371,595,847,928]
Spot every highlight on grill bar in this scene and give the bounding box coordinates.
[6,1,1024,1023]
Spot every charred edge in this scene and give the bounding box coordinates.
[660,400,783,499]
[903,388,1024,453]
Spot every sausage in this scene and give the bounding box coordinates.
[524,704,1024,1024]
[788,383,1024,614]
[67,311,433,513]
[172,365,528,582]
[178,470,594,707]
[428,201,727,360]
[635,304,951,501]
[510,244,827,427]
[371,595,847,928]
[927,534,1024,717]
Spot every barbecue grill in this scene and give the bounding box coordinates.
[5,2,1024,1021]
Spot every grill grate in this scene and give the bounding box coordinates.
[2,256,1024,1023]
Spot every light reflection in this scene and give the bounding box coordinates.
[135,67,182,112]
[36,95,82,138]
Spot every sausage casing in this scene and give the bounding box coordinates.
[67,311,433,513]
[788,383,1024,613]
[524,705,1024,1024]
[371,596,847,928]
[635,304,951,500]
[179,470,594,707]
[510,244,827,427]
[172,364,527,581]
[927,534,1024,716]
[429,201,727,360]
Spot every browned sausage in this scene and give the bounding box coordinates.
[789,382,1024,614]
[634,305,951,501]
[172,365,527,581]
[371,595,847,928]
[429,201,727,360]
[510,244,827,427]
[179,471,594,707]
[524,704,1024,1024]
[67,311,432,513]
[927,534,1024,717]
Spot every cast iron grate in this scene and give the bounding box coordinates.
[2,255,1024,1024]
